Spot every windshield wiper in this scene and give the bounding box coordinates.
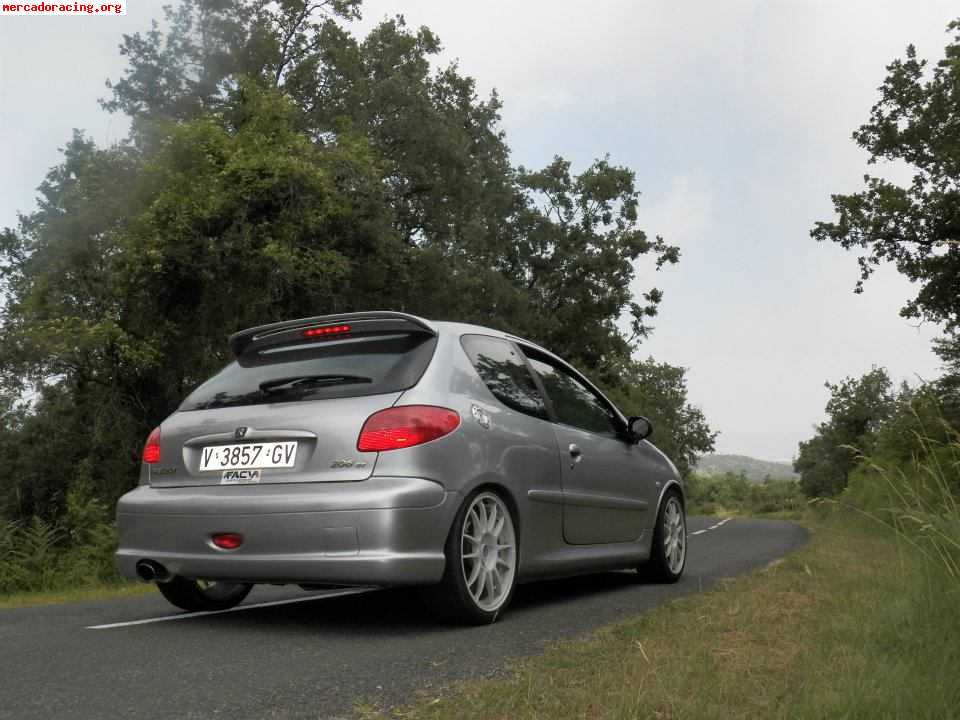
[259,374,373,394]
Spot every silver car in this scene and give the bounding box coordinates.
[116,311,686,624]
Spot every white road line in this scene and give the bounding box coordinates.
[688,517,732,538]
[86,587,372,630]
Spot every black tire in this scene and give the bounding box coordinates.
[428,489,519,625]
[157,577,253,612]
[639,489,686,583]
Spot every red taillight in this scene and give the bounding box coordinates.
[142,426,161,464]
[211,533,243,550]
[302,324,351,338]
[357,406,460,452]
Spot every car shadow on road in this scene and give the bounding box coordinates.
[511,570,641,612]
[171,571,645,635]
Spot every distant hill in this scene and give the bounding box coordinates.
[694,453,798,482]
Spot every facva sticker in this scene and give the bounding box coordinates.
[221,469,261,484]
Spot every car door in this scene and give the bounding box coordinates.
[522,351,654,545]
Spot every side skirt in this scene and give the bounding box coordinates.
[517,531,650,584]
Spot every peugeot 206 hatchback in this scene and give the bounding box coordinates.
[116,311,686,624]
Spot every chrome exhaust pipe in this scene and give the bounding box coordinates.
[136,560,172,583]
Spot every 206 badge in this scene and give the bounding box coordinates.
[330,459,368,469]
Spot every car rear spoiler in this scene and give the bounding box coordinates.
[229,311,436,360]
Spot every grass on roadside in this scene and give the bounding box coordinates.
[0,581,153,609]
[374,509,960,720]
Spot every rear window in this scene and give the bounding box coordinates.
[180,333,437,411]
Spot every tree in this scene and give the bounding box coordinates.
[605,358,716,479]
[103,3,679,372]
[102,0,362,124]
[794,367,894,496]
[933,338,960,423]
[811,20,960,381]
[509,159,678,377]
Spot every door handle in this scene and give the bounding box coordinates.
[568,443,582,468]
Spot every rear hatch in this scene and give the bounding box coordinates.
[149,313,437,487]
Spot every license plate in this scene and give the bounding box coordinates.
[199,441,298,471]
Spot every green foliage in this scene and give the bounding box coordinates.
[848,468,960,582]
[513,161,679,374]
[794,367,894,497]
[0,482,120,595]
[794,368,960,580]
[604,358,715,478]
[695,453,798,481]
[686,472,804,516]
[102,0,362,122]
[839,388,960,581]
[932,337,960,418]
[8,517,64,592]
[0,520,24,593]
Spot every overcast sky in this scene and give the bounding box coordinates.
[1,1,956,460]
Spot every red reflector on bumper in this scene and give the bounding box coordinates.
[211,533,243,550]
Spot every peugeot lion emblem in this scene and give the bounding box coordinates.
[234,426,249,440]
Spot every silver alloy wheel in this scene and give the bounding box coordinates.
[663,496,686,574]
[461,492,517,612]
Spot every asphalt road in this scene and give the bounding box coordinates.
[0,516,807,720]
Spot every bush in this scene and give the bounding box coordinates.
[0,481,122,596]
[687,472,804,516]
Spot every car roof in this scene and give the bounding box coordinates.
[429,320,556,358]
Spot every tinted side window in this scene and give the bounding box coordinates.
[461,335,547,419]
[526,357,619,437]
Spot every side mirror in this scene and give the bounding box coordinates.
[628,416,653,442]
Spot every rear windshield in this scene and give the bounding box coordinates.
[180,333,437,411]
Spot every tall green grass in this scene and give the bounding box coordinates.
[0,483,121,596]
[842,415,960,584]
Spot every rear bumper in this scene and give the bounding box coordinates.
[116,477,458,586]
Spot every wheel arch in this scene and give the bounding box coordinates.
[653,479,685,520]
[444,480,523,550]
